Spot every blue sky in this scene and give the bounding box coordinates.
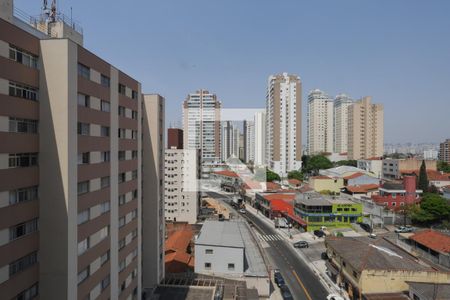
[16,0,450,143]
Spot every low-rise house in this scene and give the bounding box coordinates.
[294,193,363,231]
[357,157,383,178]
[325,236,450,299]
[194,220,269,297]
[407,282,450,300]
[398,229,450,268]
[210,170,241,192]
[309,175,344,193]
[287,178,302,189]
[341,184,379,199]
[165,224,195,274]
[344,172,380,186]
[372,175,422,210]
[406,170,450,190]
[382,159,437,180]
[255,192,296,219]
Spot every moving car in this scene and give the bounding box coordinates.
[280,285,294,300]
[293,241,309,248]
[273,269,285,287]
[395,226,414,233]
[369,233,377,239]
[327,294,345,300]
[313,229,325,238]
[359,222,372,233]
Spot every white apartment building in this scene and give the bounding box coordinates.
[244,120,255,163]
[348,97,384,160]
[357,158,383,178]
[253,111,266,166]
[183,90,221,164]
[164,149,200,224]
[307,89,334,154]
[334,94,353,154]
[265,73,302,177]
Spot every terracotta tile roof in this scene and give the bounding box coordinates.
[346,184,379,193]
[288,179,302,186]
[404,170,450,181]
[213,170,239,178]
[165,229,194,252]
[409,229,450,254]
[269,199,294,215]
[343,172,365,180]
[242,180,262,190]
[266,182,281,191]
[263,193,296,202]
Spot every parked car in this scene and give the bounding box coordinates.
[280,285,294,300]
[321,252,328,260]
[327,294,345,300]
[313,229,325,238]
[293,241,309,248]
[359,223,372,233]
[369,233,377,239]
[239,208,246,214]
[273,269,285,287]
[395,226,414,233]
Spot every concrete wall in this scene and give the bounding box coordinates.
[310,178,343,193]
[195,244,244,276]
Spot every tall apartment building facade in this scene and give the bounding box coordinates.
[439,139,450,163]
[164,149,201,224]
[221,121,240,162]
[253,111,266,166]
[183,90,221,164]
[348,97,384,160]
[266,73,302,177]
[307,89,334,154]
[0,2,163,299]
[167,128,183,150]
[243,120,255,163]
[334,94,353,154]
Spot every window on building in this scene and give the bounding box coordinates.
[100,251,110,266]
[77,122,90,135]
[78,63,90,80]
[119,216,126,228]
[78,152,90,165]
[118,84,126,95]
[9,118,38,133]
[131,130,137,140]
[205,249,213,254]
[77,266,89,284]
[9,218,38,241]
[101,275,110,290]
[119,195,126,206]
[118,106,126,117]
[118,260,125,272]
[118,172,126,183]
[77,210,89,225]
[204,262,211,270]
[9,186,38,205]
[100,201,110,214]
[132,111,138,120]
[131,209,137,219]
[101,100,110,112]
[101,126,110,137]
[78,238,89,255]
[77,181,89,195]
[101,151,110,162]
[9,82,38,101]
[77,94,90,107]
[9,252,37,276]
[118,151,126,161]
[118,128,126,138]
[132,90,138,100]
[118,238,126,250]
[132,170,138,180]
[14,283,39,300]
[101,176,110,189]
[8,153,38,168]
[9,45,38,68]
[132,150,138,159]
[228,263,235,271]
[133,189,138,199]
[101,75,110,87]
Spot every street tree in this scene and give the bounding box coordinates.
[418,160,429,192]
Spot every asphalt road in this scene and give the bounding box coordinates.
[207,192,329,300]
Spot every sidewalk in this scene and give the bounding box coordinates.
[245,205,349,299]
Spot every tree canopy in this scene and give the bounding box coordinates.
[437,161,450,173]
[412,193,450,225]
[418,160,429,192]
[303,155,333,175]
[334,160,357,167]
[288,170,304,181]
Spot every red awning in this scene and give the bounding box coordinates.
[283,212,307,226]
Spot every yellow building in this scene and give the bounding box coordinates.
[325,237,450,299]
[309,175,344,193]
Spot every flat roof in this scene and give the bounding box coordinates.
[295,193,356,206]
[195,220,268,277]
[407,282,450,300]
[326,236,433,272]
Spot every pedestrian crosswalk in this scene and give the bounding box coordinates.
[258,234,284,242]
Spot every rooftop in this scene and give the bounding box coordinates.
[409,229,450,254]
[326,237,433,272]
[213,170,239,178]
[407,282,450,300]
[295,193,356,206]
[345,184,379,193]
[343,172,365,180]
[320,166,369,177]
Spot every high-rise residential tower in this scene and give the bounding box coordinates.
[254,111,266,166]
[183,90,221,164]
[439,139,450,163]
[221,121,240,162]
[0,2,164,299]
[307,89,334,154]
[167,128,183,150]
[265,73,302,177]
[334,94,353,154]
[348,97,384,160]
[243,120,255,163]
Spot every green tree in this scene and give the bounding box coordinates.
[335,160,357,167]
[437,161,450,173]
[288,170,304,181]
[304,155,333,175]
[266,169,281,182]
[412,193,450,225]
[418,160,429,192]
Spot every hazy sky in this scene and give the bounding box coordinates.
[16,0,450,143]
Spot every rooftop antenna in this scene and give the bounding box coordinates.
[42,0,57,23]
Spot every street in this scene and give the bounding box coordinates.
[207,192,329,300]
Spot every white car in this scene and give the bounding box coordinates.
[327,294,345,300]
[239,209,246,214]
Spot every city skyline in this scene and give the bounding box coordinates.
[14,0,450,144]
